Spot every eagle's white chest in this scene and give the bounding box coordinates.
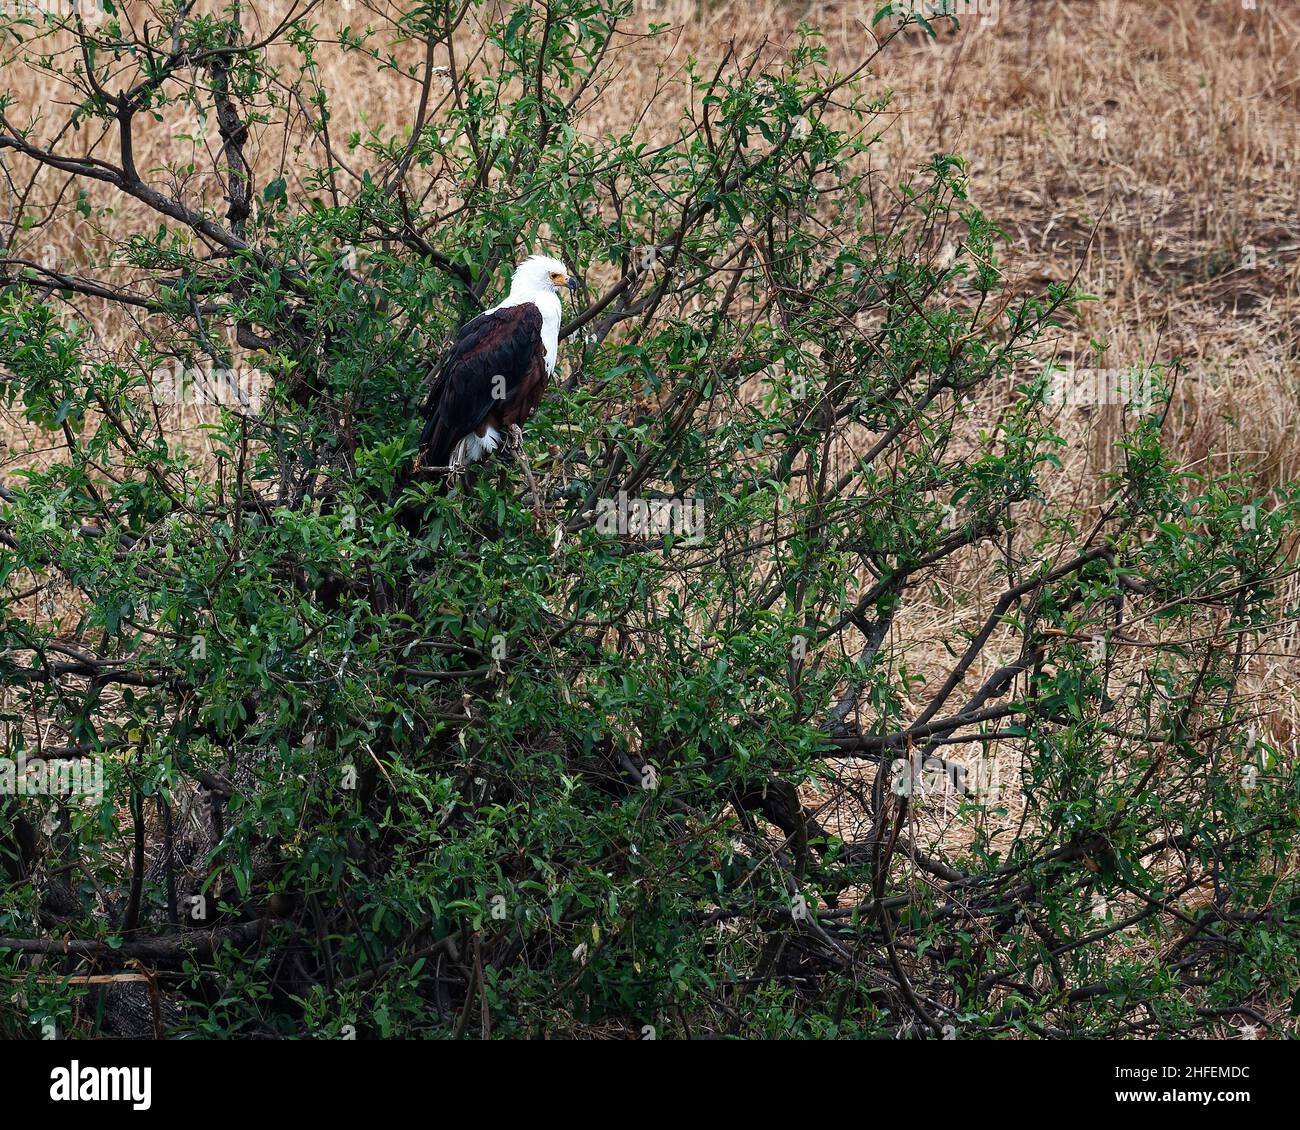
[539,306,560,375]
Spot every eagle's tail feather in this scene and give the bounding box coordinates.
[420,413,457,469]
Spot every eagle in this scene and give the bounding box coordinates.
[420,253,579,472]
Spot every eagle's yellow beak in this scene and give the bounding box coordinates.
[550,271,579,291]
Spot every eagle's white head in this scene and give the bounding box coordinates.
[509,253,579,300]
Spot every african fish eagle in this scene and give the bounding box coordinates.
[420,253,579,471]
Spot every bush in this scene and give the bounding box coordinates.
[0,1,1297,1038]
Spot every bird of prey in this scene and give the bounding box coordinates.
[420,253,579,472]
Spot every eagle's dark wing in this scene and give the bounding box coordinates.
[419,303,547,467]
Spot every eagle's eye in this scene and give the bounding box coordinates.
[549,272,565,284]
